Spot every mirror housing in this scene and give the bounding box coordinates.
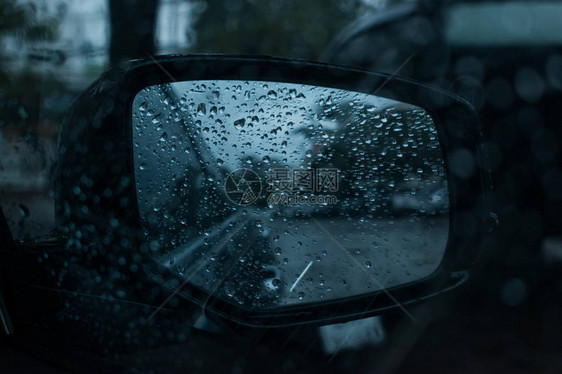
[55,55,492,327]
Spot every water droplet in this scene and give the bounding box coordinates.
[197,103,206,116]
[234,118,245,129]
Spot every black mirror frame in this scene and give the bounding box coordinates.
[56,55,493,327]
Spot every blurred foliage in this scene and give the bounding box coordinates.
[0,0,66,138]
[189,0,365,60]
[0,0,28,34]
[0,0,61,41]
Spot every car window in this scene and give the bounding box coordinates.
[2,1,562,373]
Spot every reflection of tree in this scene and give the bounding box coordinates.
[305,101,444,214]
[190,0,363,60]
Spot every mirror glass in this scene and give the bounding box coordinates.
[132,80,448,309]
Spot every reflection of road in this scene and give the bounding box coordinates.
[159,210,449,310]
[267,215,448,306]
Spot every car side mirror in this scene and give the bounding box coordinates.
[55,55,492,327]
